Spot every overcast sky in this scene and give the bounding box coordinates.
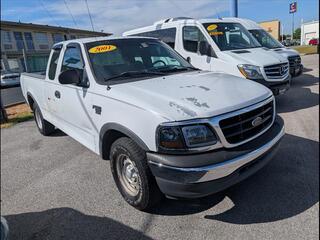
[1,0,319,35]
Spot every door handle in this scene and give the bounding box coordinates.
[55,90,61,99]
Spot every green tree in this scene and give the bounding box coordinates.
[293,28,301,40]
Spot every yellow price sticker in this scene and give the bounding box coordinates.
[207,24,218,31]
[89,45,117,53]
[209,31,223,36]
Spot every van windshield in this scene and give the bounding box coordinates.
[202,22,261,51]
[85,38,194,84]
[249,29,283,49]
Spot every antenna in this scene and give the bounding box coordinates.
[85,0,95,32]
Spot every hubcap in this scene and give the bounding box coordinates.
[116,154,140,196]
[35,108,43,130]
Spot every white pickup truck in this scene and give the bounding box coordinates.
[21,37,284,211]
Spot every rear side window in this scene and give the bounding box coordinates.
[48,46,61,80]
[183,26,207,53]
[61,44,84,72]
[133,28,176,48]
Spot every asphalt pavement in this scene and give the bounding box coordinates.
[1,54,319,240]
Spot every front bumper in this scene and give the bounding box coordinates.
[148,116,285,198]
[290,63,303,77]
[253,76,291,96]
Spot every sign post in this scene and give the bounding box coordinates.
[290,2,297,40]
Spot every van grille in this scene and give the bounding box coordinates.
[264,63,289,79]
[219,100,274,144]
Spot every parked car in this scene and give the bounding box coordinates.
[224,18,303,78]
[124,17,291,95]
[1,70,20,88]
[21,37,285,210]
[309,38,319,45]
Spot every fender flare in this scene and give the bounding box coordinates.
[99,122,150,158]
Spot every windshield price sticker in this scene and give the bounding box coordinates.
[207,24,218,31]
[89,45,117,53]
[209,31,223,36]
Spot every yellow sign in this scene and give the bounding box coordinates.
[89,45,117,53]
[207,24,218,31]
[209,31,223,36]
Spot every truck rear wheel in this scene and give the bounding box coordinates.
[33,102,55,136]
[110,137,163,211]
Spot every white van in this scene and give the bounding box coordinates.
[224,17,303,77]
[123,17,291,95]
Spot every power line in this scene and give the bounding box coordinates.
[63,0,78,28]
[85,0,95,32]
[39,0,59,26]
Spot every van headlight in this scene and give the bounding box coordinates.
[238,64,263,80]
[157,124,217,152]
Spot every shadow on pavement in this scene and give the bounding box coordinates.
[5,208,153,240]
[276,72,319,113]
[152,134,319,224]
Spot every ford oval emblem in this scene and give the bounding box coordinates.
[252,116,263,127]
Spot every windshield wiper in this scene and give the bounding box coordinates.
[157,66,199,73]
[104,70,165,81]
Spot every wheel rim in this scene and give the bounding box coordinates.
[35,108,43,130]
[116,154,141,196]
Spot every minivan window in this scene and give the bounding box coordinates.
[183,26,208,53]
[249,29,283,49]
[132,28,176,48]
[86,38,193,84]
[61,45,84,72]
[202,22,261,51]
[48,47,61,80]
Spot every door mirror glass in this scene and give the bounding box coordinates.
[58,69,82,85]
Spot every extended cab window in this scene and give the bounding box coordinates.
[48,46,62,80]
[133,28,177,48]
[202,22,261,51]
[183,26,207,53]
[61,44,84,72]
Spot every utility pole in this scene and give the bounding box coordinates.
[292,12,294,40]
[230,0,238,17]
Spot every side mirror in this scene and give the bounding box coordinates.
[199,41,217,58]
[186,57,191,63]
[58,69,82,85]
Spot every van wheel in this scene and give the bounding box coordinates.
[110,137,163,211]
[33,102,55,136]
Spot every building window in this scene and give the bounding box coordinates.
[133,28,177,48]
[52,33,64,43]
[1,30,12,43]
[35,32,49,44]
[70,35,76,39]
[13,32,25,50]
[23,32,35,50]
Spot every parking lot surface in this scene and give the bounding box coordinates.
[1,54,319,240]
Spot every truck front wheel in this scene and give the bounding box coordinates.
[110,137,163,211]
[33,102,55,136]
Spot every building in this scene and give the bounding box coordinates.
[259,20,280,40]
[301,20,319,45]
[1,20,111,73]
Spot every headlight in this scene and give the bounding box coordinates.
[157,124,217,152]
[238,64,263,80]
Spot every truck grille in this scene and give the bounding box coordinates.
[219,100,274,144]
[288,55,301,69]
[264,63,289,79]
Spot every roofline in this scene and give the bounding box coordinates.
[258,19,280,24]
[302,20,319,25]
[0,20,112,36]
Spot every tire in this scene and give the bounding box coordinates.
[110,137,163,211]
[33,102,55,136]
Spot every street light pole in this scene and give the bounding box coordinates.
[230,0,238,17]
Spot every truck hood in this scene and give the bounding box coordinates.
[110,71,272,121]
[223,47,288,66]
[271,47,300,58]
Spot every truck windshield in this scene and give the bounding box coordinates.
[85,38,194,83]
[202,22,261,51]
[249,29,283,49]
